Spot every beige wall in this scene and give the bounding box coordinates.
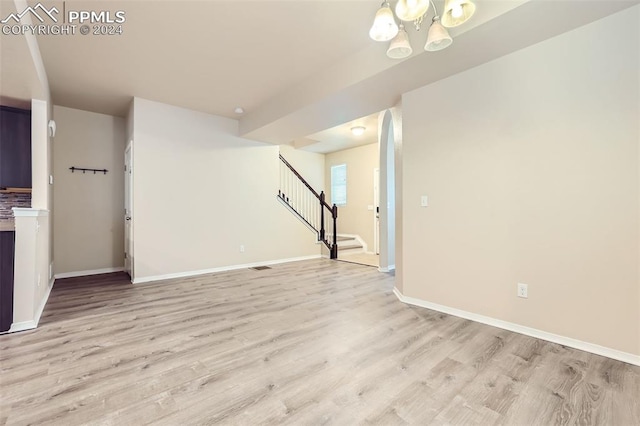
[401,7,640,356]
[131,98,321,281]
[53,106,125,274]
[325,143,378,250]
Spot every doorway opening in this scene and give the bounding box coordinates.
[124,142,133,280]
[378,109,396,272]
[373,167,380,255]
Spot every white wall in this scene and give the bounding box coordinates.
[22,99,52,327]
[131,98,322,281]
[52,106,125,275]
[126,99,134,144]
[324,143,379,250]
[11,209,50,331]
[401,6,640,357]
[30,99,54,285]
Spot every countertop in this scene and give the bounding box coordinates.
[0,220,15,232]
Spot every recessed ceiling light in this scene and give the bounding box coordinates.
[351,126,366,136]
[234,106,245,114]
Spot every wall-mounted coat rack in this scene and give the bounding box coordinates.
[69,166,108,175]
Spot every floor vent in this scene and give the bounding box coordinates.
[250,266,272,271]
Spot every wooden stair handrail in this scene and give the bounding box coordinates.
[279,154,333,211]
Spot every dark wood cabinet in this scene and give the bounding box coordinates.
[0,106,32,189]
[0,231,15,332]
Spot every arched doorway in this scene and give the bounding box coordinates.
[378,109,396,272]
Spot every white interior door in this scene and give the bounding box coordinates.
[374,168,380,255]
[124,142,133,279]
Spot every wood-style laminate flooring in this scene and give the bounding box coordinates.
[1,259,638,425]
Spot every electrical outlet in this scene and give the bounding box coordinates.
[517,283,528,298]
[240,245,245,253]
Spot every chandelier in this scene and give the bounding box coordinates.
[369,0,476,58]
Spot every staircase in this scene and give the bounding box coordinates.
[278,154,339,259]
[337,236,364,254]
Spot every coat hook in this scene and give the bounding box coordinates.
[69,166,109,175]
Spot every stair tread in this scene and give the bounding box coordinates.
[339,243,363,249]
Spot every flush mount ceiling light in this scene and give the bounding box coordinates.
[351,126,366,136]
[234,106,244,114]
[369,0,476,59]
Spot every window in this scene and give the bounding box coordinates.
[330,164,347,206]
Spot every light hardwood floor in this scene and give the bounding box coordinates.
[1,259,638,425]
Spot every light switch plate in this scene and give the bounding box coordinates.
[421,196,428,207]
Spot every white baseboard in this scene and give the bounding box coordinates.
[55,267,124,279]
[33,280,54,327]
[379,264,395,273]
[133,255,322,284]
[3,279,54,335]
[393,287,640,367]
[6,320,36,333]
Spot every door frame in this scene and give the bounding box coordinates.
[378,109,396,273]
[124,141,133,280]
[373,168,380,255]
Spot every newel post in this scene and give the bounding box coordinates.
[330,204,338,259]
[319,191,326,241]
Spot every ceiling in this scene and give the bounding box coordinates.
[3,0,639,153]
[0,0,45,105]
[33,0,376,119]
[302,111,378,154]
